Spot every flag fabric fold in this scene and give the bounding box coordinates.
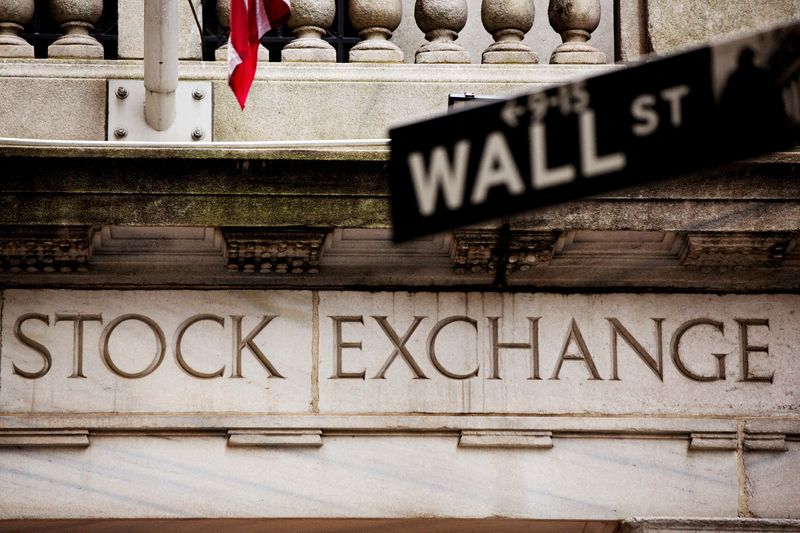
[228,0,291,110]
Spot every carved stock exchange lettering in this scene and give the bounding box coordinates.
[10,311,776,384]
[11,313,284,380]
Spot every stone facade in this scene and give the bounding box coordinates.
[0,0,798,530]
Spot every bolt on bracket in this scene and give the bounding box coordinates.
[107,80,213,142]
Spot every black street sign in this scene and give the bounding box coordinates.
[389,21,800,242]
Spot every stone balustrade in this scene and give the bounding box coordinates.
[0,0,609,64]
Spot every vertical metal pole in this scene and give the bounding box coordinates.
[144,0,178,131]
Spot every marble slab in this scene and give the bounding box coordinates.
[0,290,313,414]
[2,290,798,418]
[0,435,737,519]
[746,441,800,519]
[317,292,800,416]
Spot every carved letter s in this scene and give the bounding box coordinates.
[13,314,52,379]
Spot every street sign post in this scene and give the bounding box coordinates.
[389,21,800,242]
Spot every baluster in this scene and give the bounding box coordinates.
[349,0,403,63]
[281,0,336,62]
[414,0,469,64]
[215,0,269,61]
[481,0,537,64]
[48,0,104,58]
[0,0,34,57]
[548,0,605,64]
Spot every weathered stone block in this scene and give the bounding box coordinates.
[647,0,798,55]
[746,440,800,518]
[211,64,615,141]
[0,78,106,140]
[0,290,313,414]
[3,290,798,419]
[316,292,800,416]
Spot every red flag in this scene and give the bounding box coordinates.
[228,0,291,110]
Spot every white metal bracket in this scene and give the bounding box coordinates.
[107,80,213,142]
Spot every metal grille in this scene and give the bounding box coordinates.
[202,0,360,62]
[21,0,118,59]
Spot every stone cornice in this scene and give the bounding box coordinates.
[0,152,796,288]
[0,138,391,161]
[0,59,618,83]
[1,139,797,164]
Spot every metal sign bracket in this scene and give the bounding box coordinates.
[107,80,213,142]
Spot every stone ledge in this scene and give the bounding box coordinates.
[745,420,800,435]
[0,60,617,83]
[0,139,797,163]
[689,432,738,451]
[459,430,554,449]
[0,414,739,434]
[227,429,323,448]
[621,518,800,532]
[745,433,789,453]
[0,429,89,448]
[0,139,391,161]
[0,520,620,532]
